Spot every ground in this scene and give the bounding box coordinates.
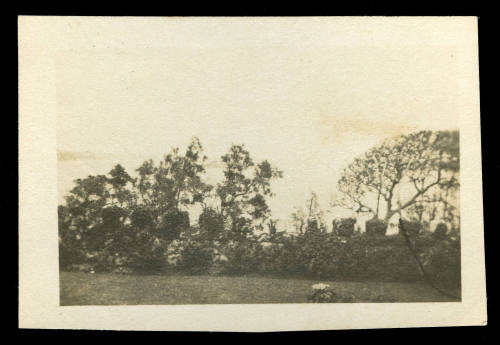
[60,271,460,305]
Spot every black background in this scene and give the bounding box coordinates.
[7,1,498,341]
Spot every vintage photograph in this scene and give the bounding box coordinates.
[19,16,485,330]
[55,22,460,306]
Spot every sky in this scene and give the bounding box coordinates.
[56,19,461,232]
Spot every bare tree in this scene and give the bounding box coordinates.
[291,192,327,234]
[336,130,459,223]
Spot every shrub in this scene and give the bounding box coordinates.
[334,233,422,282]
[178,240,214,274]
[421,235,461,289]
[434,222,448,239]
[365,218,388,236]
[399,219,422,237]
[222,240,261,275]
[307,284,355,303]
[333,217,357,237]
[59,233,86,271]
[302,233,342,278]
[130,206,155,229]
[127,233,166,273]
[59,206,86,270]
[306,219,321,234]
[258,237,306,276]
[60,193,460,290]
[266,231,344,279]
[60,202,170,274]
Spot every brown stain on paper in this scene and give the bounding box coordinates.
[318,116,417,145]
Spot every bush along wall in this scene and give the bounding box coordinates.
[60,202,460,289]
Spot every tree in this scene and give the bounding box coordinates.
[157,208,190,241]
[108,164,136,208]
[335,131,461,296]
[336,130,459,224]
[290,207,306,234]
[164,137,211,209]
[59,204,84,269]
[291,192,327,234]
[135,137,212,221]
[59,168,137,271]
[63,174,110,241]
[216,144,283,238]
[305,192,326,233]
[135,159,157,206]
[130,206,155,230]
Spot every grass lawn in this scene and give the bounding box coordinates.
[60,271,460,305]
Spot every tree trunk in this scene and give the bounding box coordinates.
[384,209,396,222]
[399,218,460,300]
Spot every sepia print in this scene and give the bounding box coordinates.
[19,17,486,331]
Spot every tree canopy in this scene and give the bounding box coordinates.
[335,130,459,227]
[216,144,283,238]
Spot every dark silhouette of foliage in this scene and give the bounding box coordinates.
[199,207,224,241]
[157,209,190,241]
[333,217,357,237]
[135,137,211,220]
[434,222,448,240]
[130,206,155,230]
[398,219,422,237]
[221,240,261,275]
[399,218,460,298]
[178,240,214,275]
[365,218,388,236]
[216,144,282,238]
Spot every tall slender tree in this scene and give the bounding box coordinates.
[216,144,283,238]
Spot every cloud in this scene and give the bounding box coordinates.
[57,151,112,161]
